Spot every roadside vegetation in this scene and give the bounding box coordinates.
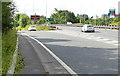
[0,32,1,75]
[14,52,25,74]
[16,24,56,31]
[110,14,120,25]
[2,2,18,75]
[14,8,120,31]
[2,29,17,74]
[2,0,120,75]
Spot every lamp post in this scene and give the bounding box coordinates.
[46,0,48,26]
[32,0,34,25]
[46,0,47,18]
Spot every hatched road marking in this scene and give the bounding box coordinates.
[55,30,118,46]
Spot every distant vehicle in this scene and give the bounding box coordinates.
[28,26,36,31]
[81,24,95,32]
[50,25,56,28]
[49,25,59,29]
[67,22,72,24]
[46,23,51,26]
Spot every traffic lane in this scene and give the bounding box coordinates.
[58,26,118,41]
[25,31,118,74]
[59,26,118,41]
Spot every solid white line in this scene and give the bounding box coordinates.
[24,34,78,75]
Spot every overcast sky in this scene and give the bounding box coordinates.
[13,0,119,18]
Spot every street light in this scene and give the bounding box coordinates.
[46,0,47,18]
[33,0,34,15]
[46,0,48,26]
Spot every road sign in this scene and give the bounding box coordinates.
[31,15,40,20]
[46,18,54,22]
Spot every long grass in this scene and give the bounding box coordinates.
[0,32,2,75]
[2,29,17,74]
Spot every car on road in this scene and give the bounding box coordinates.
[81,24,95,32]
[67,22,72,24]
[49,25,59,30]
[28,26,37,31]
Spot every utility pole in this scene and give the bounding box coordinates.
[80,18,81,23]
[33,0,34,15]
[84,15,85,24]
[65,12,67,24]
[46,0,47,18]
[95,15,97,25]
[32,0,34,25]
[46,0,47,26]
[105,16,106,25]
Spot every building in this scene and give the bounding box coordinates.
[108,8,116,18]
[101,8,116,18]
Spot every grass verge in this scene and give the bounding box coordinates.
[16,24,56,31]
[14,51,25,74]
[110,22,119,25]
[2,29,17,74]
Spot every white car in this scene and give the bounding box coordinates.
[81,24,95,32]
[28,26,36,31]
[67,22,72,24]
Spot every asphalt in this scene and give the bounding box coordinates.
[19,34,69,74]
[19,35,45,74]
[57,26,118,41]
[23,30,118,74]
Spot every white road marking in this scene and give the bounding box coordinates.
[22,33,78,75]
[55,30,118,46]
[102,39,110,41]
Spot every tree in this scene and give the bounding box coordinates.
[14,13,31,27]
[36,15,46,24]
[2,2,16,33]
[51,8,77,24]
[77,14,89,24]
[113,14,120,22]
[14,14,20,27]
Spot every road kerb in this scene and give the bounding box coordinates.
[24,33,78,76]
[7,37,18,75]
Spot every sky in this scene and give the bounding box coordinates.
[13,0,119,18]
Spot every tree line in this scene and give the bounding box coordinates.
[14,8,120,28]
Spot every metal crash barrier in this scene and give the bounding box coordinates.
[51,24,120,30]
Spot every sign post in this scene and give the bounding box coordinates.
[46,18,54,22]
[31,15,40,24]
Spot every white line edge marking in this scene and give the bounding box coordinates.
[24,34,78,75]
